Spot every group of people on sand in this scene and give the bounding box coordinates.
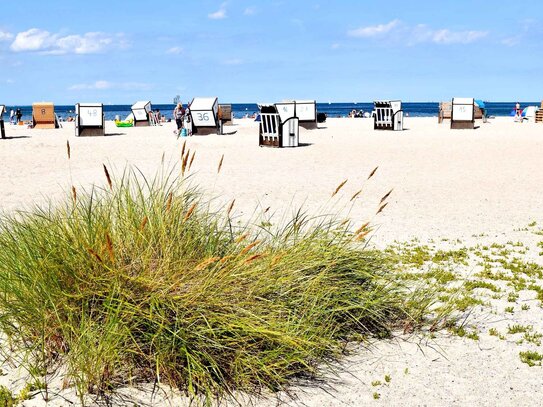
[8,108,22,124]
[173,102,192,136]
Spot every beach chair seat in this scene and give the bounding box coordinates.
[32,102,59,129]
[259,104,299,148]
[373,100,403,131]
[75,103,105,136]
[218,104,232,125]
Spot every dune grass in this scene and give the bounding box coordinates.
[0,166,439,404]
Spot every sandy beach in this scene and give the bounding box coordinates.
[1,116,543,406]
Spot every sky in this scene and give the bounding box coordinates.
[1,0,542,104]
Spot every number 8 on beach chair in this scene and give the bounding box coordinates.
[32,102,60,129]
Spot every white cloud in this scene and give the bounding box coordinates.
[0,31,13,41]
[348,20,487,45]
[69,81,152,92]
[244,7,256,15]
[348,20,400,38]
[166,46,183,54]
[431,29,487,44]
[10,28,125,54]
[209,3,227,20]
[69,80,112,91]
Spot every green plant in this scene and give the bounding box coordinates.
[0,386,15,407]
[519,351,543,367]
[371,381,382,387]
[384,374,391,383]
[373,392,380,400]
[0,167,441,403]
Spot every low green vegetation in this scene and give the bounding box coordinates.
[0,168,443,404]
[519,351,543,367]
[0,386,15,407]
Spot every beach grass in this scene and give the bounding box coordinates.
[0,166,439,404]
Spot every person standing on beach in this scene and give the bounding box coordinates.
[173,103,185,134]
[515,102,522,122]
[9,109,14,124]
[15,108,22,124]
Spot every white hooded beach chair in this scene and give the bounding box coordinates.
[451,98,475,129]
[275,100,317,129]
[189,97,220,135]
[131,101,152,127]
[259,104,299,148]
[75,103,105,136]
[373,100,403,131]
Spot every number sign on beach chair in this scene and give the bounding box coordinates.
[0,105,5,139]
[451,98,475,129]
[75,103,105,137]
[275,100,318,129]
[32,102,59,129]
[259,104,299,148]
[131,101,152,127]
[373,100,403,131]
[189,97,220,135]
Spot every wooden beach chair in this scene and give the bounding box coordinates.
[75,103,105,136]
[218,104,232,124]
[373,100,403,131]
[438,102,452,123]
[258,104,299,148]
[189,97,220,135]
[131,101,152,127]
[0,105,5,139]
[275,100,318,129]
[535,102,543,123]
[451,98,475,129]
[32,102,59,129]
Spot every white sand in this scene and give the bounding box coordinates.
[1,117,542,406]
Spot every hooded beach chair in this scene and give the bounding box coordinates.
[189,97,220,135]
[451,98,475,129]
[275,100,318,129]
[536,101,543,123]
[131,101,152,127]
[373,100,403,130]
[438,102,452,123]
[258,104,299,148]
[75,103,105,136]
[32,102,59,129]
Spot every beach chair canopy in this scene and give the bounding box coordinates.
[189,97,218,127]
[451,98,475,121]
[131,101,151,121]
[76,103,103,127]
[275,100,317,122]
[0,105,5,116]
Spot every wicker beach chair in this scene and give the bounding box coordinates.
[32,102,59,129]
[131,101,152,127]
[438,102,452,123]
[189,97,220,135]
[258,104,299,148]
[373,100,403,130]
[75,103,105,136]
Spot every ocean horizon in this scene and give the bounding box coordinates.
[2,101,539,122]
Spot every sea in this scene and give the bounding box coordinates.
[3,102,538,122]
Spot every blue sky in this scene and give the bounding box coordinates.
[1,1,542,104]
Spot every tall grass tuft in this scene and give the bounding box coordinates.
[0,167,436,403]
